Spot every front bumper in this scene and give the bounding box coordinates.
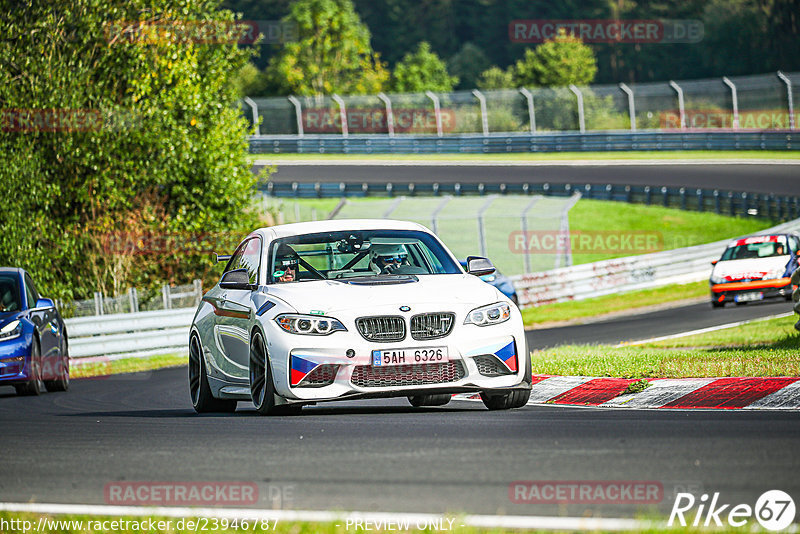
[710,277,792,304]
[265,323,529,403]
[0,333,32,384]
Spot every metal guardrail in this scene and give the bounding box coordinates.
[250,131,796,154]
[512,217,800,307]
[65,308,195,359]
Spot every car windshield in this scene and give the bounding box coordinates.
[267,230,461,284]
[0,273,21,312]
[720,237,788,261]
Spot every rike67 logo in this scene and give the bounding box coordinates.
[669,490,796,531]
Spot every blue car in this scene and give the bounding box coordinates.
[460,260,518,306]
[0,268,69,395]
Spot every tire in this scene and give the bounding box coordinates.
[45,336,69,392]
[189,334,237,413]
[735,301,747,306]
[480,389,531,410]
[408,394,451,407]
[249,331,299,416]
[16,338,44,396]
[711,300,725,308]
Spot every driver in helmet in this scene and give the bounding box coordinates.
[369,244,426,275]
[273,243,299,283]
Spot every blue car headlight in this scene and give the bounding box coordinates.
[275,314,346,335]
[0,320,22,342]
[464,303,511,327]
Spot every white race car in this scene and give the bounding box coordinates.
[709,233,800,307]
[189,219,532,414]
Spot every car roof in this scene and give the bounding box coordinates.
[257,219,431,240]
[0,267,24,276]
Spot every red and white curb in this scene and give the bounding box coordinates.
[454,375,800,410]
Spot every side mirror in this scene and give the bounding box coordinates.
[220,269,254,290]
[215,253,232,264]
[35,297,54,309]
[466,256,496,277]
[711,260,718,266]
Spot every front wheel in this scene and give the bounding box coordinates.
[16,339,44,396]
[45,337,69,392]
[250,332,299,416]
[189,335,237,413]
[711,300,725,308]
[480,389,531,410]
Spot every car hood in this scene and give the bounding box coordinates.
[264,274,501,315]
[712,256,791,281]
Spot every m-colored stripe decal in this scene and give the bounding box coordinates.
[711,277,790,292]
[550,378,638,406]
[203,297,250,319]
[663,377,800,409]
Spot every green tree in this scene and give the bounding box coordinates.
[447,42,490,90]
[391,41,458,93]
[265,0,389,95]
[477,66,514,90]
[513,29,597,88]
[0,0,263,302]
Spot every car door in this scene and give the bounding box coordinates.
[213,236,262,380]
[24,273,58,366]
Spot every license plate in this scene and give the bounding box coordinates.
[735,292,764,302]
[372,347,449,367]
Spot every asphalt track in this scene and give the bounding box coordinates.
[257,161,800,196]
[1,298,798,519]
[526,297,794,350]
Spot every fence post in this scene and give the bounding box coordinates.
[477,196,496,257]
[331,94,348,137]
[94,291,103,316]
[377,92,395,137]
[242,96,259,135]
[520,196,541,274]
[777,71,796,130]
[619,83,636,131]
[472,89,489,136]
[287,96,304,137]
[162,285,171,310]
[519,88,536,133]
[721,77,739,129]
[669,81,686,130]
[193,279,203,306]
[425,91,443,137]
[568,84,586,133]
[128,287,138,313]
[430,196,451,236]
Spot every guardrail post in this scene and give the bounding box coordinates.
[662,186,669,207]
[669,81,686,130]
[714,190,720,214]
[519,88,536,133]
[331,94,348,137]
[728,191,735,216]
[777,71,796,130]
[472,89,489,136]
[94,292,103,316]
[425,91,443,137]
[128,287,138,313]
[242,96,259,135]
[287,96,304,137]
[193,279,203,306]
[679,187,687,210]
[569,85,586,133]
[162,285,170,310]
[644,186,651,205]
[742,192,749,216]
[722,77,739,129]
[619,83,636,131]
[696,189,703,211]
[377,92,395,137]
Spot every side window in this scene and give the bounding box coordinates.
[225,237,262,285]
[24,274,39,308]
[791,236,800,253]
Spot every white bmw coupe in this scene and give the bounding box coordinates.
[189,219,531,415]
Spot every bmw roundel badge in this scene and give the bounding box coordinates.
[399,306,411,312]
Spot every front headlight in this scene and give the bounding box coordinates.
[0,320,22,342]
[464,302,511,327]
[709,273,725,284]
[275,314,346,335]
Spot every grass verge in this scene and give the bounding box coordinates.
[71,353,185,379]
[248,150,800,162]
[531,316,800,378]
[521,281,708,327]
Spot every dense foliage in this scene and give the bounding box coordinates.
[0,0,264,302]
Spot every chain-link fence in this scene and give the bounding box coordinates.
[59,280,203,318]
[245,71,799,135]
